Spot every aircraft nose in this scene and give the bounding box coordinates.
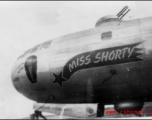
[11,67,18,82]
[11,63,21,92]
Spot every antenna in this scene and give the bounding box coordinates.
[117,6,130,19]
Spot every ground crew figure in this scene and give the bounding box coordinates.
[34,110,47,120]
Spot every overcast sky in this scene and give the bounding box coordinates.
[1,1,152,119]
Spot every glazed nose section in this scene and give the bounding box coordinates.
[11,66,18,82]
[11,63,17,81]
[11,63,20,92]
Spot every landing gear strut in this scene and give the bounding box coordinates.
[97,103,104,117]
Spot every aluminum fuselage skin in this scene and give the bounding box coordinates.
[12,16,152,105]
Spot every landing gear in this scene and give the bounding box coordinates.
[30,110,47,120]
[97,103,104,117]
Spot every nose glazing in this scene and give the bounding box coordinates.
[11,63,20,92]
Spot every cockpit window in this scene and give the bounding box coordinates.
[21,48,31,58]
[17,55,22,60]
[18,40,52,59]
[31,44,41,53]
[101,31,112,40]
[40,40,51,49]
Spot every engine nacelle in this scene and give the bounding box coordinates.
[114,101,144,114]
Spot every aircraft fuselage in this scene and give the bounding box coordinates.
[11,16,152,106]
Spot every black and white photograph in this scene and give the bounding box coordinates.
[1,1,152,119]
